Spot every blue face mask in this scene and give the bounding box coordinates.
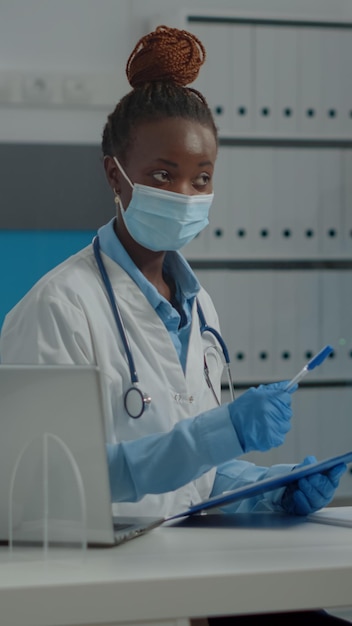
[113,157,214,252]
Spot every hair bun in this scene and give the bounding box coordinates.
[126,25,206,88]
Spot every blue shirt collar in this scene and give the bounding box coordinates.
[97,218,200,309]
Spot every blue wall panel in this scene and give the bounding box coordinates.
[0,230,95,329]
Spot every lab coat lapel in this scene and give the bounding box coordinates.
[104,255,190,392]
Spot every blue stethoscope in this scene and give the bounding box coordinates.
[93,236,235,418]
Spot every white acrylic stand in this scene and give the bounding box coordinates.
[8,433,87,556]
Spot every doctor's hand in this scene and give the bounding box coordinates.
[228,381,296,453]
[281,455,347,516]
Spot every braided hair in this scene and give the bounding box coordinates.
[102,25,218,160]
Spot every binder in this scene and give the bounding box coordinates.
[227,271,252,382]
[295,272,320,378]
[272,271,299,379]
[294,149,320,258]
[342,150,352,256]
[249,271,275,382]
[250,148,275,258]
[274,26,298,136]
[254,25,276,134]
[195,23,233,136]
[189,23,211,101]
[340,29,352,137]
[320,29,343,138]
[297,28,321,136]
[208,146,232,259]
[339,270,352,379]
[319,271,343,379]
[293,387,319,459]
[317,149,343,258]
[230,147,254,259]
[272,149,300,258]
[229,24,254,135]
[317,388,352,460]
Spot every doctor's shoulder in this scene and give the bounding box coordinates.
[1,245,97,334]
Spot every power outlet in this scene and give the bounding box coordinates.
[0,74,13,104]
[62,76,91,105]
[21,74,54,104]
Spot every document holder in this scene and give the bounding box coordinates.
[8,432,87,554]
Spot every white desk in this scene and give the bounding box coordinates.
[1,511,352,626]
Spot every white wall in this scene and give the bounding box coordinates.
[1,0,352,143]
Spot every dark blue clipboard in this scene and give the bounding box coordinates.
[167,451,352,521]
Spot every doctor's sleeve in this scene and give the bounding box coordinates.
[107,404,246,502]
[210,459,294,513]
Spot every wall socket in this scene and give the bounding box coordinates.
[0,70,126,109]
[21,74,56,104]
[62,76,91,105]
[0,73,14,104]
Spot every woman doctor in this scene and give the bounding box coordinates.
[0,25,347,624]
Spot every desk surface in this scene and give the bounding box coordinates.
[2,510,352,626]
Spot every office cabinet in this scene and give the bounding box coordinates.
[149,13,352,140]
[184,146,349,261]
[152,10,352,500]
[198,269,352,384]
[222,386,352,500]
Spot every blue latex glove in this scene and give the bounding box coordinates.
[228,381,296,453]
[281,455,347,516]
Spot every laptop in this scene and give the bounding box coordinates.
[1,365,351,546]
[0,365,165,547]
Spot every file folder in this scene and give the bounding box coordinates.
[254,25,276,134]
[320,29,343,138]
[318,150,342,258]
[297,28,321,136]
[274,26,298,136]
[230,24,254,134]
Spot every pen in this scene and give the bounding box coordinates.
[284,345,334,391]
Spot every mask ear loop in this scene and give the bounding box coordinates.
[113,156,134,188]
[112,157,133,222]
[113,188,121,207]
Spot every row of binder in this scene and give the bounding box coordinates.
[184,146,352,260]
[221,385,352,498]
[197,268,352,383]
[190,22,352,137]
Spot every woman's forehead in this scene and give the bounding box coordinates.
[126,117,217,164]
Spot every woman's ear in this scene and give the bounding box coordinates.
[103,155,121,193]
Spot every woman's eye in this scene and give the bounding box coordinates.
[152,170,170,183]
[194,173,211,188]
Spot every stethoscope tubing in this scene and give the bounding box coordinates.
[196,301,231,364]
[93,236,139,384]
[93,236,234,414]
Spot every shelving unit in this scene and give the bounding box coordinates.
[152,10,352,498]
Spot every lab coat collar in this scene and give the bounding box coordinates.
[97,218,200,308]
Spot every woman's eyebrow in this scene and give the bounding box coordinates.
[198,160,213,167]
[154,158,214,168]
[155,158,178,168]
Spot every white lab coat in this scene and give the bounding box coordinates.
[1,245,224,517]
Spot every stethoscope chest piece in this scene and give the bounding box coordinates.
[124,385,152,419]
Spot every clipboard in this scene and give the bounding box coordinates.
[168,451,352,520]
